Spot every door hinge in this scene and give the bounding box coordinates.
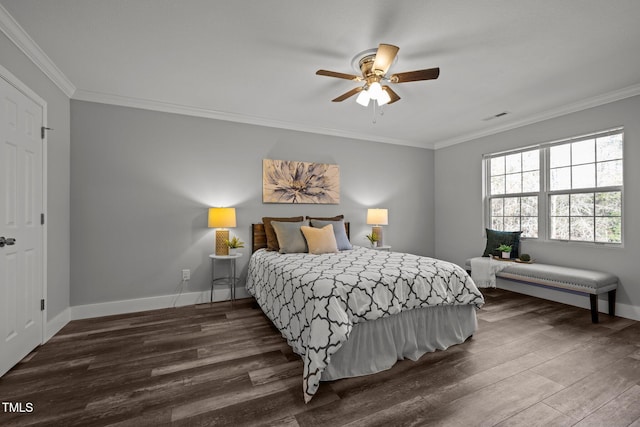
[41,126,53,139]
[41,213,45,225]
[41,299,45,311]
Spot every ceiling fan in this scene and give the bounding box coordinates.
[316,43,440,107]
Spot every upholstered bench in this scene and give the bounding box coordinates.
[465,257,618,323]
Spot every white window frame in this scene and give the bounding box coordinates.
[483,127,624,246]
[484,146,542,239]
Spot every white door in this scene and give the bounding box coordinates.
[0,72,44,377]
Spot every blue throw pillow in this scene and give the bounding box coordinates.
[310,219,352,251]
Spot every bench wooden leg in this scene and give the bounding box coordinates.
[589,294,599,323]
[608,289,616,317]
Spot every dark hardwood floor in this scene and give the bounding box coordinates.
[1,288,640,426]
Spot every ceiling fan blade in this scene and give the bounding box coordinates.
[331,86,363,102]
[372,44,399,75]
[390,67,440,83]
[316,69,362,81]
[382,86,401,104]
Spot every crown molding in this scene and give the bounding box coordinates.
[0,4,75,97]
[72,82,640,152]
[433,83,640,150]
[72,88,430,149]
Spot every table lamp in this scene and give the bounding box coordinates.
[208,207,236,255]
[366,208,388,247]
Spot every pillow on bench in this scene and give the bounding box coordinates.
[482,229,522,259]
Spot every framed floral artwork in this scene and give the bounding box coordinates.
[262,159,340,204]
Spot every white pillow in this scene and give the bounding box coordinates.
[300,224,338,255]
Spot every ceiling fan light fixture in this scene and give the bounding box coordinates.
[356,89,371,107]
[377,89,391,106]
[368,81,383,100]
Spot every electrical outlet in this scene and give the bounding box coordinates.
[182,269,190,281]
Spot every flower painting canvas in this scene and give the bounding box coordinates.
[263,159,340,204]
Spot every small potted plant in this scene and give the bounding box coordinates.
[518,253,532,263]
[226,236,245,255]
[497,244,512,259]
[365,233,379,248]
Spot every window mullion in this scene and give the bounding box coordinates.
[541,146,549,240]
[593,191,597,242]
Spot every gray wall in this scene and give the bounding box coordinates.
[435,95,640,309]
[70,100,435,306]
[1,32,71,321]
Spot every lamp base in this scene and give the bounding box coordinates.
[215,230,229,256]
[372,225,383,247]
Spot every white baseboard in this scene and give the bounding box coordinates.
[70,287,250,321]
[45,307,70,342]
[497,279,640,322]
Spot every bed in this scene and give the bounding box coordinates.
[246,222,484,402]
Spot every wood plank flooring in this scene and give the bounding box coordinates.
[1,288,639,426]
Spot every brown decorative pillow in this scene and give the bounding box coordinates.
[306,215,344,221]
[262,216,304,251]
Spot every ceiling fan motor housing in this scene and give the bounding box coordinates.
[359,55,382,87]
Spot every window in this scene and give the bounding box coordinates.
[548,131,623,243]
[485,128,623,244]
[488,149,540,237]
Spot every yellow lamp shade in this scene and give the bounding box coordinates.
[208,207,237,256]
[366,208,388,226]
[208,207,236,229]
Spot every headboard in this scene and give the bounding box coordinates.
[252,222,350,253]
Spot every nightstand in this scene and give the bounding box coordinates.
[373,245,392,252]
[209,253,243,302]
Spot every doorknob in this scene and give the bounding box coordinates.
[0,237,16,247]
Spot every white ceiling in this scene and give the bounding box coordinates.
[2,0,640,149]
